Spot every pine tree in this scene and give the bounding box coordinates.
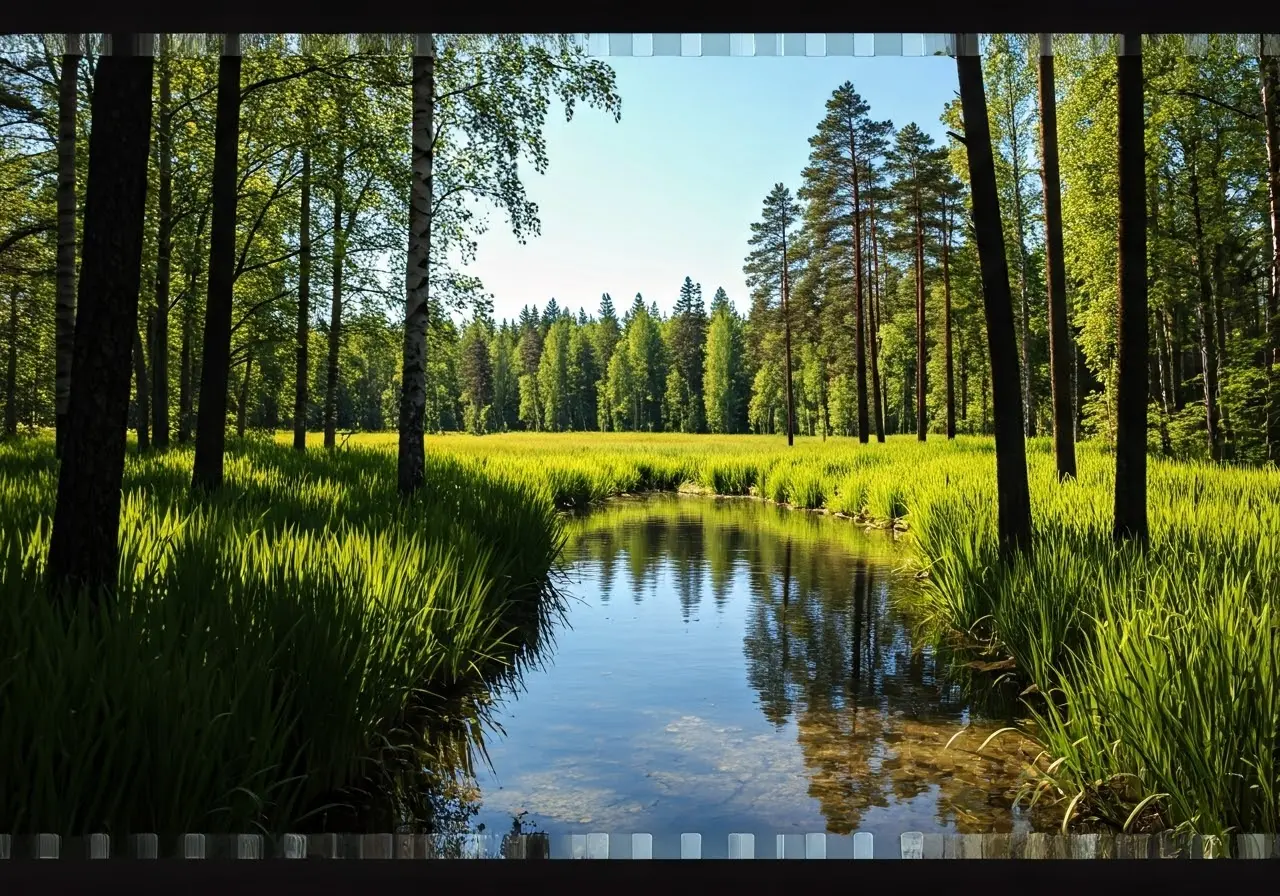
[886,123,944,441]
[457,319,494,434]
[669,276,708,432]
[799,82,892,444]
[744,183,803,445]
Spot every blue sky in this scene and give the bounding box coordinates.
[464,55,960,325]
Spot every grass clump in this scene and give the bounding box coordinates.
[0,438,565,838]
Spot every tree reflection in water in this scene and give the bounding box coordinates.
[565,495,1047,835]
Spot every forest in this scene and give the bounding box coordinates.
[1,32,1279,845]
[4,34,1279,471]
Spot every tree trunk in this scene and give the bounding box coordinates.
[942,196,956,440]
[1262,42,1280,461]
[178,306,192,443]
[236,351,252,439]
[1038,37,1077,480]
[1210,244,1236,460]
[47,35,154,607]
[1007,83,1036,440]
[955,34,1033,559]
[1189,157,1223,462]
[1160,308,1178,417]
[323,149,345,451]
[151,39,172,450]
[54,34,81,457]
[1149,159,1173,458]
[868,195,886,442]
[132,322,150,452]
[294,149,311,451]
[398,38,435,496]
[4,287,16,438]
[850,128,870,444]
[821,384,830,441]
[1113,33,1149,547]
[1151,321,1172,456]
[914,193,927,442]
[781,222,796,447]
[191,35,241,492]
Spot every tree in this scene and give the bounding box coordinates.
[745,183,802,445]
[668,276,707,432]
[799,84,891,444]
[47,34,155,605]
[397,34,620,494]
[1259,37,1280,461]
[704,298,743,433]
[53,34,81,456]
[458,318,494,434]
[191,34,243,492]
[954,33,1034,559]
[986,33,1041,438]
[293,148,312,450]
[537,316,569,430]
[1113,34,1148,546]
[886,123,942,441]
[1038,34,1078,480]
[938,175,964,440]
[866,189,888,441]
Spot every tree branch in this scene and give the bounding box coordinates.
[1166,88,1262,122]
[230,287,293,336]
[240,61,340,101]
[235,247,303,281]
[0,221,54,256]
[234,159,300,280]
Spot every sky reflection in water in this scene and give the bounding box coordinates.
[470,495,1048,847]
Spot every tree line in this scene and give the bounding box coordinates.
[279,32,1280,485]
[2,32,1279,599]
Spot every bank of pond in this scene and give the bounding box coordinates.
[0,432,1276,846]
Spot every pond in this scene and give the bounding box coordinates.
[466,494,1052,856]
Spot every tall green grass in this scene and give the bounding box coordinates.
[0,437,566,837]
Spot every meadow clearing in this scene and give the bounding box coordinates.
[2,430,1277,840]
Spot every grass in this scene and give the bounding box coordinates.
[321,429,1278,839]
[0,435,567,838]
[5,427,1277,842]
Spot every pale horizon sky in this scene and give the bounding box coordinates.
[459,55,960,326]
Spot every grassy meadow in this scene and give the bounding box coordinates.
[2,428,1277,841]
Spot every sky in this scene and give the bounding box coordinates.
[462,54,961,326]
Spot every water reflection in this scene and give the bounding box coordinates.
[468,495,1049,842]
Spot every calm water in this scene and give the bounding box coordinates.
[468,495,1048,854]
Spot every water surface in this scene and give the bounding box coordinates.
[470,495,1048,854]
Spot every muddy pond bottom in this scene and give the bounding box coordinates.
[466,495,1047,852]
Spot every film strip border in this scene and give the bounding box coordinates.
[3,33,1280,57]
[1,831,1278,859]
